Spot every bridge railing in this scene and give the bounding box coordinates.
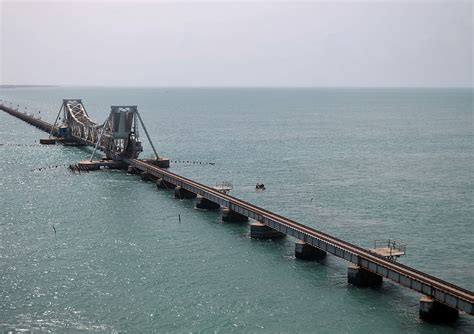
[373,239,407,257]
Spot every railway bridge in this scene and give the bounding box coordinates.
[1,99,473,323]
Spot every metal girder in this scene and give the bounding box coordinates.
[125,157,474,316]
[61,101,145,160]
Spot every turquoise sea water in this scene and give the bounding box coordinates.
[0,87,473,333]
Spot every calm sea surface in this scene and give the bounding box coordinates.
[0,87,473,333]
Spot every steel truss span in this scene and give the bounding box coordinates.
[51,100,153,160]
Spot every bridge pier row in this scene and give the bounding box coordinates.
[347,264,383,287]
[174,186,197,199]
[222,208,249,223]
[419,296,459,323]
[195,195,220,210]
[156,178,176,190]
[250,221,285,239]
[295,240,326,260]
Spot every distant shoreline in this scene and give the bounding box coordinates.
[0,85,472,90]
[0,85,59,89]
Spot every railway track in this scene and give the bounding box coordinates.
[2,102,472,317]
[128,158,474,314]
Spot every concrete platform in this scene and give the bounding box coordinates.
[369,247,405,258]
[77,159,125,171]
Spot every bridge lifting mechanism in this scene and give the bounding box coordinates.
[49,99,159,162]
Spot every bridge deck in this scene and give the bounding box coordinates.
[1,106,56,134]
[126,158,474,315]
[1,103,473,316]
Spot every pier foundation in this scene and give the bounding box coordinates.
[250,221,285,239]
[347,264,383,287]
[77,160,125,171]
[419,296,459,323]
[77,161,100,171]
[195,195,220,210]
[295,241,326,260]
[156,178,176,189]
[141,172,154,182]
[40,138,56,145]
[174,186,197,199]
[127,166,140,174]
[142,157,170,168]
[222,208,249,223]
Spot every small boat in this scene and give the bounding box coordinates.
[256,183,265,191]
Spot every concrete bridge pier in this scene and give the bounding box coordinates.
[222,208,249,223]
[295,240,326,260]
[195,195,220,210]
[142,157,170,168]
[40,138,56,145]
[141,172,155,182]
[175,186,197,199]
[419,296,459,323]
[347,264,383,287]
[156,178,176,189]
[250,221,285,239]
[127,166,140,174]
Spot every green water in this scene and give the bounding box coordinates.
[0,87,473,333]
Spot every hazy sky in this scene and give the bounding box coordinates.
[1,0,472,87]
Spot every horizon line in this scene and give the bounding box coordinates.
[1,84,473,90]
